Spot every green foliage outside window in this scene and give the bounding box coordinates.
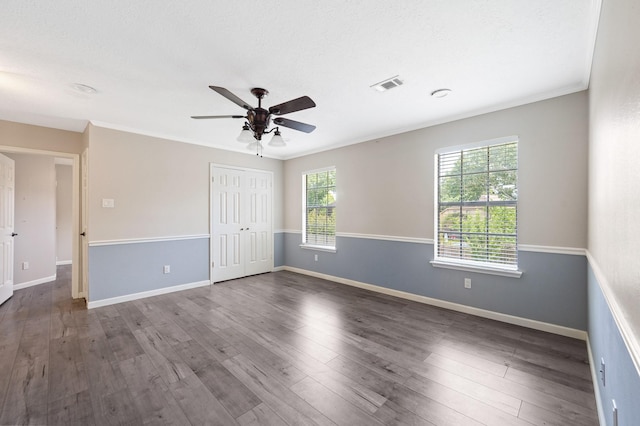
[437,142,518,266]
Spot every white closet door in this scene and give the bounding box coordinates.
[211,167,245,282]
[244,170,272,276]
[211,166,273,283]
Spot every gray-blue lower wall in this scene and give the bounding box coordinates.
[588,263,640,425]
[283,233,588,330]
[88,238,209,302]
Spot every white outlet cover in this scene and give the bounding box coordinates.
[102,198,115,208]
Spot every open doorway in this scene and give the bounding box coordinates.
[0,145,80,300]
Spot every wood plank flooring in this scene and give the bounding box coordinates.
[0,266,599,425]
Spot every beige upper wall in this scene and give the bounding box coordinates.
[0,120,83,154]
[284,91,588,249]
[588,0,640,357]
[86,124,284,241]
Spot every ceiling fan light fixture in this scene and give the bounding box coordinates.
[237,124,254,143]
[431,88,452,98]
[268,129,286,147]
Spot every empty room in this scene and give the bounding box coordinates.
[0,1,638,425]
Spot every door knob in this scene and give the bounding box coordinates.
[11,232,17,237]
[80,232,86,236]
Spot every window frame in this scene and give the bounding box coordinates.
[431,136,522,277]
[301,166,337,252]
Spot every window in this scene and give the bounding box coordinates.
[435,137,518,271]
[302,167,336,250]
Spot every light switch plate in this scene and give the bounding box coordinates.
[102,198,115,208]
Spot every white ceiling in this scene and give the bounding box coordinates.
[0,1,601,159]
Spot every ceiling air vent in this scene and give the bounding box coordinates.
[370,75,404,92]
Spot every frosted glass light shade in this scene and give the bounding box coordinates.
[268,131,286,147]
[237,125,254,143]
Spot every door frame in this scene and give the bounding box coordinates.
[0,145,81,299]
[210,163,274,283]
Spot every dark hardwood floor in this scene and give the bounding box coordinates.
[0,266,598,425]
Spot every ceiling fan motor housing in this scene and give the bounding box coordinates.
[249,109,270,140]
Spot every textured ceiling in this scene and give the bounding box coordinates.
[0,1,601,159]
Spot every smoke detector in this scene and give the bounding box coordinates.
[371,75,404,92]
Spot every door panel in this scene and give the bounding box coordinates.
[212,167,245,282]
[245,170,272,276]
[0,154,15,305]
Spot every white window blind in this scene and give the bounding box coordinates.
[436,140,518,268]
[303,168,336,248]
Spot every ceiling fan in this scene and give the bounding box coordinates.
[191,86,316,150]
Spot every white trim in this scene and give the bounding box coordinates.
[430,259,523,278]
[282,229,301,234]
[519,244,586,256]
[586,335,607,426]
[272,266,286,272]
[89,234,210,247]
[434,135,518,155]
[299,244,337,253]
[87,280,210,309]
[14,275,57,290]
[56,260,72,266]
[586,250,640,376]
[282,266,586,340]
[280,230,586,255]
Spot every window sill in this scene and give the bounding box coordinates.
[300,244,337,253]
[430,259,523,278]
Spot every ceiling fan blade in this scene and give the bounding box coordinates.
[269,96,316,115]
[191,115,245,119]
[209,86,254,110]
[273,117,316,133]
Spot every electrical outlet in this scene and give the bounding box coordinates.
[600,358,606,386]
[22,261,29,270]
[163,265,170,274]
[464,278,471,289]
[314,254,318,262]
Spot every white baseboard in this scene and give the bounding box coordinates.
[282,266,587,340]
[272,266,286,272]
[56,260,72,266]
[586,335,606,426]
[87,280,211,309]
[14,274,57,290]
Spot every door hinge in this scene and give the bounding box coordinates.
[211,177,214,183]
[211,261,214,268]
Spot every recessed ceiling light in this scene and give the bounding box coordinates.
[70,83,97,94]
[371,75,404,92]
[431,88,452,98]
